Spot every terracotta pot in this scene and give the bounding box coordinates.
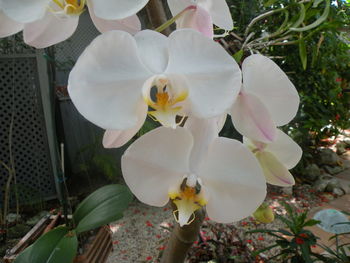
[3,215,113,263]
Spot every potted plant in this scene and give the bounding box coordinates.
[4,184,132,263]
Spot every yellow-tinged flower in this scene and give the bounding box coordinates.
[0,0,144,47]
[68,29,242,148]
[121,118,266,226]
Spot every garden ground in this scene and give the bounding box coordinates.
[106,148,350,263]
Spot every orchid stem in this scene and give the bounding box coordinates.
[155,5,196,33]
[160,204,205,263]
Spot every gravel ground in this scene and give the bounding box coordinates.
[106,184,337,263]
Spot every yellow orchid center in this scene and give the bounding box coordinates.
[51,0,86,15]
[144,76,188,128]
[168,177,207,227]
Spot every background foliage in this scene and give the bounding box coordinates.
[224,0,350,173]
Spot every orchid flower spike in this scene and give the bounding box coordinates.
[0,0,145,48]
[231,54,300,143]
[68,29,242,148]
[167,0,233,38]
[244,129,302,187]
[122,118,266,227]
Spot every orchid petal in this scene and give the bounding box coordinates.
[242,54,300,126]
[265,129,302,169]
[205,0,233,30]
[199,137,266,223]
[0,10,23,37]
[89,0,149,20]
[68,30,152,130]
[231,91,276,143]
[185,116,224,173]
[167,0,233,30]
[1,0,49,23]
[166,29,241,119]
[176,5,213,38]
[23,11,78,48]
[166,0,189,15]
[121,127,193,206]
[88,3,141,35]
[135,30,169,74]
[256,151,295,187]
[103,104,148,148]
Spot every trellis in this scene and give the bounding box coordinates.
[0,36,59,204]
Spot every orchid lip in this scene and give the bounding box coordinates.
[169,176,207,227]
[144,75,188,128]
[50,0,86,16]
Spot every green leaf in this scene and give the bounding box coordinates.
[14,245,33,263]
[15,226,78,263]
[233,49,243,63]
[290,0,330,32]
[74,184,133,233]
[300,243,313,263]
[299,37,307,70]
[313,0,324,8]
[290,3,306,29]
[264,0,278,7]
[303,219,321,227]
[252,244,279,257]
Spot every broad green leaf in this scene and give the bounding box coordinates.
[290,0,330,32]
[15,226,78,263]
[14,245,33,263]
[232,49,243,63]
[299,37,307,70]
[74,184,133,233]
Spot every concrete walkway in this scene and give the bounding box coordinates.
[308,151,350,253]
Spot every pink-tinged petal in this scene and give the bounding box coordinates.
[0,10,23,37]
[242,54,300,126]
[265,129,302,169]
[231,91,276,143]
[185,116,224,173]
[68,30,152,130]
[89,8,141,34]
[122,127,192,206]
[166,29,241,119]
[256,151,295,187]
[23,11,78,48]
[176,6,213,38]
[203,0,233,30]
[103,104,148,148]
[1,0,49,23]
[89,0,149,20]
[199,137,266,223]
[134,30,169,74]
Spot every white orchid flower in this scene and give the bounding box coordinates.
[244,129,302,187]
[0,0,143,48]
[122,119,266,226]
[68,29,242,148]
[0,9,23,38]
[167,0,233,38]
[231,54,300,143]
